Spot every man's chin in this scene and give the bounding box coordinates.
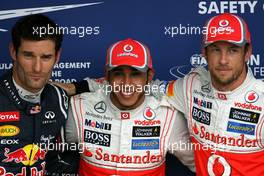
[28,83,45,92]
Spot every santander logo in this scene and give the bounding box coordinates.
[192,125,257,148]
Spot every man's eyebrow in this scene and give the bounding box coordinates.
[41,54,53,57]
[21,51,33,54]
[111,68,123,72]
[230,45,240,48]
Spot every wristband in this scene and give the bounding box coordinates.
[73,80,90,94]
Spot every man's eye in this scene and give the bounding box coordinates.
[113,72,123,76]
[23,53,33,58]
[210,48,220,52]
[131,72,141,77]
[41,55,53,60]
[229,48,238,53]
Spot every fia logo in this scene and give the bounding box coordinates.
[190,54,207,68]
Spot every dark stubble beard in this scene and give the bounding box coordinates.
[210,66,244,88]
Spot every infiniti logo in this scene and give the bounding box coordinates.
[94,101,107,113]
[45,111,55,119]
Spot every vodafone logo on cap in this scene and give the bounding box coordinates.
[219,20,229,27]
[212,19,235,36]
[123,44,133,52]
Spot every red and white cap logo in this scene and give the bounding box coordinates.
[203,13,251,47]
[106,38,153,72]
[245,90,259,103]
[123,44,133,52]
[143,107,156,120]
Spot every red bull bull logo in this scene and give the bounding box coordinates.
[0,162,45,176]
[2,144,46,166]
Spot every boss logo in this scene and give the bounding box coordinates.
[192,107,211,125]
[84,130,111,147]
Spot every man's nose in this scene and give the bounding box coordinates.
[219,52,228,65]
[33,58,42,72]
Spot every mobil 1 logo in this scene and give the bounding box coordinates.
[84,129,111,147]
[192,106,211,125]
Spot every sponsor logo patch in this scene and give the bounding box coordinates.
[245,91,259,103]
[134,120,161,126]
[143,107,156,120]
[120,112,130,120]
[131,139,159,150]
[201,82,211,93]
[83,147,162,164]
[0,139,19,145]
[94,101,107,113]
[43,111,56,124]
[229,108,259,124]
[192,107,211,125]
[2,144,46,166]
[227,121,255,135]
[193,97,212,109]
[217,93,227,100]
[84,129,111,147]
[234,102,262,112]
[196,125,257,148]
[0,111,20,122]
[132,126,160,137]
[85,119,112,131]
[0,125,20,137]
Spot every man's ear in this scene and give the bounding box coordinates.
[55,49,62,64]
[147,69,154,83]
[202,48,208,62]
[9,43,17,61]
[244,44,252,63]
[105,68,110,82]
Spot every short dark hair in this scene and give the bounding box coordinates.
[11,14,63,53]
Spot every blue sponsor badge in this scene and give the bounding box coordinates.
[131,139,159,150]
[227,121,255,135]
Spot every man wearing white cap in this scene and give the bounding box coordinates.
[65,38,195,176]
